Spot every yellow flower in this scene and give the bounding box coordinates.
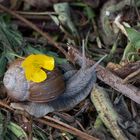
[21,54,55,83]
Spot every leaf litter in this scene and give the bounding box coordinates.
[0,0,139,140]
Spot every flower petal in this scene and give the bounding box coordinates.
[35,54,55,70]
[25,67,47,83]
[22,54,35,68]
[31,69,47,83]
[24,66,35,81]
[43,56,54,70]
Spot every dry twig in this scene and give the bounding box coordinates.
[37,116,99,140]
[122,69,140,84]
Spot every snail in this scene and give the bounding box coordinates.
[3,49,106,118]
[3,59,65,103]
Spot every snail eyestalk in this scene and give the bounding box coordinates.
[82,39,86,69]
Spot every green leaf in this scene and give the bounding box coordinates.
[0,54,7,77]
[0,17,24,60]
[85,6,95,20]
[125,27,140,49]
[53,3,79,37]
[0,111,4,139]
[7,122,28,140]
[25,45,44,55]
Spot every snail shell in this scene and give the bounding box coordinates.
[3,59,65,102]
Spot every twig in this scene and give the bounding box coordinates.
[0,100,14,111]
[17,11,56,15]
[96,65,140,104]
[122,69,140,83]
[0,4,68,58]
[114,14,128,36]
[37,116,99,140]
[53,112,86,132]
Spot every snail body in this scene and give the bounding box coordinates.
[3,59,65,103]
